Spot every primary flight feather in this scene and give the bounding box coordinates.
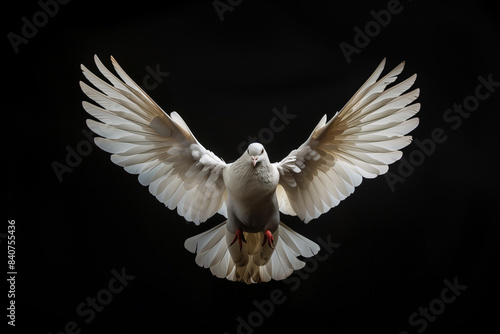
[80,55,420,284]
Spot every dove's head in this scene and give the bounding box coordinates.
[246,143,268,167]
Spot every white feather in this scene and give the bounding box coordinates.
[81,55,227,224]
[276,59,420,222]
[82,56,419,283]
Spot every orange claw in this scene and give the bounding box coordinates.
[262,230,275,249]
[230,229,247,251]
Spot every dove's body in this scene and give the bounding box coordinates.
[219,144,282,280]
[224,149,280,234]
[81,55,420,284]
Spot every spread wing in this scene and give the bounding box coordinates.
[275,58,420,222]
[80,55,227,224]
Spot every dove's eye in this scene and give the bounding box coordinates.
[261,148,264,154]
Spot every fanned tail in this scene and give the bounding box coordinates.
[184,222,320,284]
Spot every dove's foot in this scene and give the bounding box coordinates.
[230,229,247,251]
[262,230,275,249]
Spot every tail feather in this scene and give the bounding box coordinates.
[278,223,320,257]
[212,248,235,279]
[184,222,226,254]
[184,222,235,278]
[184,221,320,284]
[259,223,319,281]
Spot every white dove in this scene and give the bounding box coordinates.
[80,55,419,284]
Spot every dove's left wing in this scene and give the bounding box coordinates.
[80,55,227,224]
[275,59,419,222]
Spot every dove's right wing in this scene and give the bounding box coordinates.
[275,59,420,222]
[81,55,227,224]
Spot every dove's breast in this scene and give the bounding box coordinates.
[225,161,279,199]
[224,161,280,232]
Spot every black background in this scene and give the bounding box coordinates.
[4,0,499,333]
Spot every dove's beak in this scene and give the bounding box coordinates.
[251,156,258,167]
